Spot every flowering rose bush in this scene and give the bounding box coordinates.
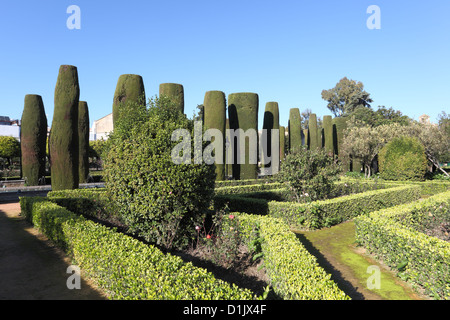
[194,207,243,269]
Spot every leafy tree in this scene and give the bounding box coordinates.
[321,77,373,117]
[374,106,411,126]
[341,119,450,178]
[407,121,449,176]
[0,136,21,167]
[437,111,450,163]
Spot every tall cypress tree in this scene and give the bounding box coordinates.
[332,116,350,171]
[228,92,259,180]
[159,83,184,115]
[21,94,48,186]
[308,113,319,150]
[279,125,285,162]
[262,102,280,174]
[288,108,302,152]
[78,101,90,183]
[112,74,145,127]
[323,115,334,156]
[49,65,80,190]
[203,91,226,181]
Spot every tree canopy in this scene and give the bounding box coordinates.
[321,77,373,117]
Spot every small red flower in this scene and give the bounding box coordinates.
[206,234,211,239]
[229,214,235,220]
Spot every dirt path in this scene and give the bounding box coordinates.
[0,201,107,300]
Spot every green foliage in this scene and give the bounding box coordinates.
[321,77,373,117]
[195,208,243,270]
[277,147,341,202]
[21,94,47,185]
[159,83,184,114]
[47,188,120,223]
[49,65,80,191]
[308,113,319,150]
[288,108,301,152]
[19,197,255,300]
[379,136,428,181]
[355,190,450,299]
[203,90,226,180]
[262,102,280,172]
[348,106,411,127]
[112,74,146,127]
[267,184,421,230]
[237,213,350,300]
[322,115,333,155]
[0,136,20,167]
[228,92,259,180]
[104,96,216,250]
[78,101,90,183]
[279,125,285,161]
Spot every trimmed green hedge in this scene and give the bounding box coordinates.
[47,188,116,221]
[355,191,450,300]
[214,177,275,188]
[268,184,421,230]
[216,184,421,230]
[214,182,283,195]
[236,213,350,300]
[19,197,256,300]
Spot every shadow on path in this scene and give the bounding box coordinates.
[0,201,106,300]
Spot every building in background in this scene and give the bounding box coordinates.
[90,113,113,141]
[0,116,21,141]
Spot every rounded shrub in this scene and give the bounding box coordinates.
[276,146,341,202]
[104,96,216,250]
[378,136,428,181]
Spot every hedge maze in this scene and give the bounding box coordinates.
[16,64,450,300]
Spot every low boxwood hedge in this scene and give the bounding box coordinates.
[214,182,283,195]
[236,213,350,300]
[216,184,421,230]
[268,184,422,230]
[19,197,256,300]
[355,191,450,300]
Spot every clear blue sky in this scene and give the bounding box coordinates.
[1,0,449,129]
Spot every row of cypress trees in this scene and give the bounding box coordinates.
[111,76,352,181]
[20,65,352,189]
[20,65,90,190]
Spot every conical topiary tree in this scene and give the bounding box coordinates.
[49,65,80,190]
[332,116,350,171]
[159,83,184,115]
[78,101,90,183]
[21,94,48,186]
[112,74,145,127]
[308,113,319,150]
[203,91,226,181]
[262,102,280,174]
[323,115,334,156]
[228,92,259,180]
[303,128,309,147]
[288,108,302,153]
